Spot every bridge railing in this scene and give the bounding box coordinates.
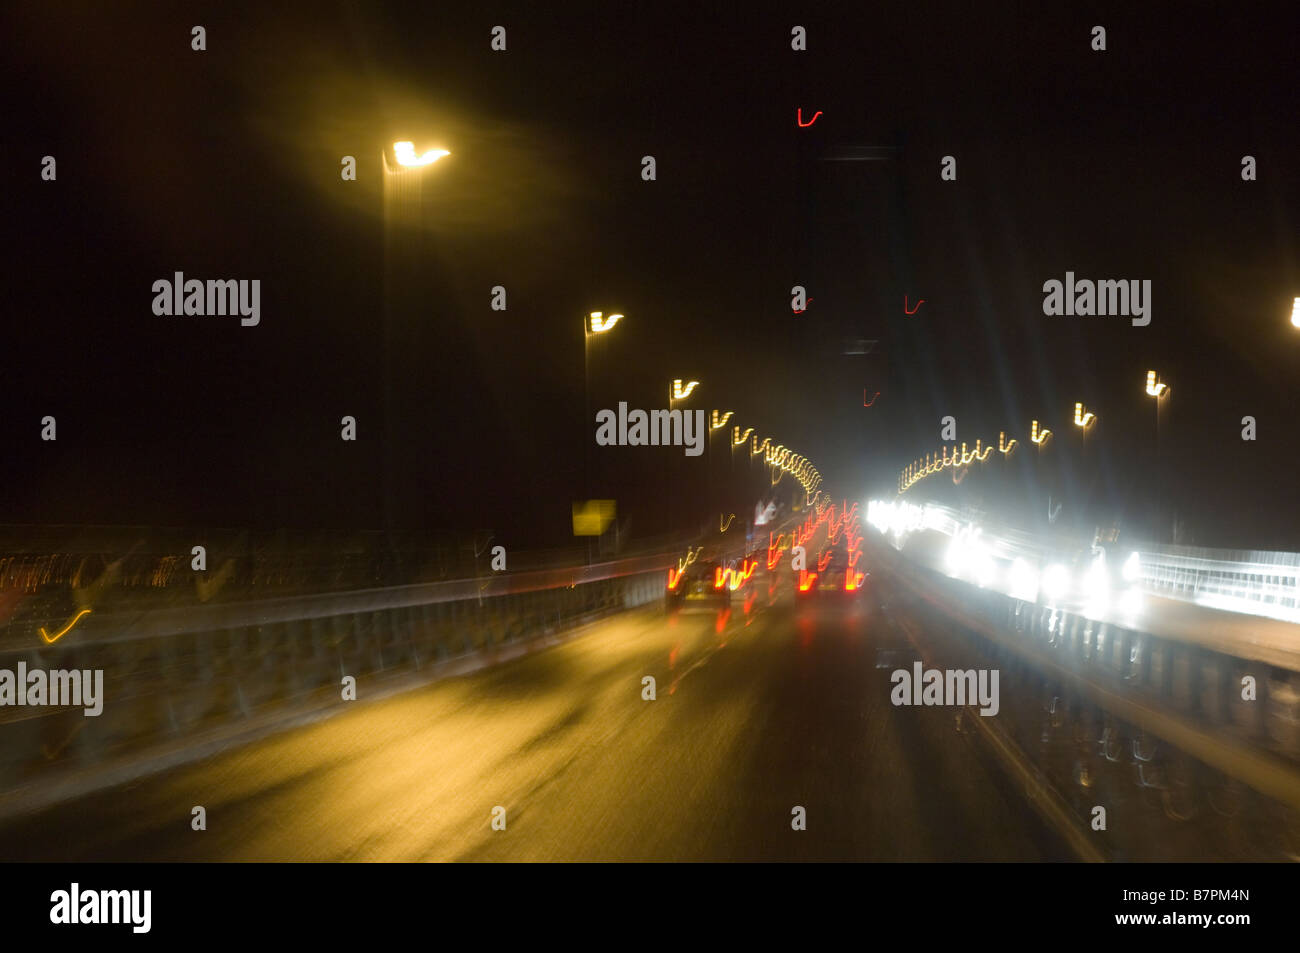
[876,536,1300,858]
[0,546,687,793]
[1135,545,1300,620]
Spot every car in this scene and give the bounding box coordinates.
[665,559,734,612]
[796,547,868,598]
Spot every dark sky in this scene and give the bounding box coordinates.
[3,2,1298,549]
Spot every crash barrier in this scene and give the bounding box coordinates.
[880,543,1300,858]
[1136,544,1300,620]
[0,551,677,789]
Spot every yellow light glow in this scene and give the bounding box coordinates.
[1073,402,1096,428]
[671,379,700,401]
[588,312,624,334]
[732,426,754,446]
[393,142,450,167]
[1293,297,1300,328]
[39,608,91,645]
[1031,420,1052,445]
[572,499,616,536]
[711,410,734,430]
[1145,370,1168,398]
[677,546,703,574]
[898,427,1010,493]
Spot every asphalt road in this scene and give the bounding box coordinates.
[0,573,1072,861]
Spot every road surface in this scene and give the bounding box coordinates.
[0,575,1072,861]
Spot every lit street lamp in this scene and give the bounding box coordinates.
[583,311,624,483]
[1145,370,1169,398]
[1146,369,1170,445]
[587,312,623,335]
[391,142,450,167]
[581,310,625,561]
[670,379,700,407]
[1074,402,1096,457]
[380,139,450,533]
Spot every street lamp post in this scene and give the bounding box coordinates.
[584,313,623,458]
[708,410,732,534]
[583,312,622,560]
[1145,369,1169,446]
[381,140,449,536]
[668,379,699,531]
[1073,402,1096,457]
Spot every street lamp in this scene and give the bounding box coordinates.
[380,139,450,534]
[587,312,623,335]
[391,142,450,168]
[1074,403,1096,458]
[582,311,624,551]
[663,379,699,531]
[1145,370,1169,399]
[1146,369,1170,445]
[670,379,699,406]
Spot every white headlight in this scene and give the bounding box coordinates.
[1009,558,1039,601]
[1042,564,1070,601]
[1083,558,1110,600]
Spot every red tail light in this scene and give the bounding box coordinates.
[714,567,725,589]
[798,570,818,592]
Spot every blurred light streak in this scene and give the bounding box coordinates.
[39,608,92,644]
[588,312,623,334]
[392,141,449,167]
[671,379,699,401]
[1145,370,1169,398]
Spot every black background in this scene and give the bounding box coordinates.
[4,1,1298,549]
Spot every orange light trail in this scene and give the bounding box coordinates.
[39,608,91,644]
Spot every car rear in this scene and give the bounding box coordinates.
[665,559,733,612]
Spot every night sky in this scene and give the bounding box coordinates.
[4,2,1298,550]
